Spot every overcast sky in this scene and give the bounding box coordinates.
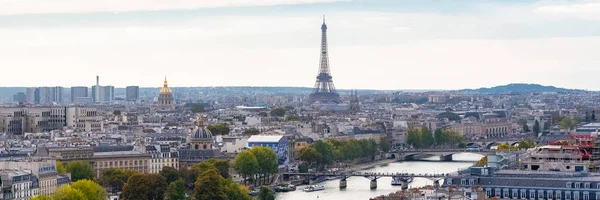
[2,0,600,90]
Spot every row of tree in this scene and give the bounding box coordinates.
[299,139,384,170]
[405,128,464,149]
[51,158,249,200]
[233,146,278,186]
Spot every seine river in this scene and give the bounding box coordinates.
[276,153,483,200]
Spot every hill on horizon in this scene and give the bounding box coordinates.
[458,83,587,94]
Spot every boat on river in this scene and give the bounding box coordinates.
[275,184,296,192]
[303,185,325,192]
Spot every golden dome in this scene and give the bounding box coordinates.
[159,76,172,94]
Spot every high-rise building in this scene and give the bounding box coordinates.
[126,86,140,101]
[92,76,102,103]
[70,86,88,102]
[25,88,37,103]
[38,87,63,104]
[13,92,26,103]
[103,86,115,102]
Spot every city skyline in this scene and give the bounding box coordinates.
[3,0,600,90]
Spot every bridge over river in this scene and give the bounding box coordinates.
[284,171,452,190]
[386,149,491,161]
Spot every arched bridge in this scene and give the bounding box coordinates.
[387,149,490,161]
[466,140,521,149]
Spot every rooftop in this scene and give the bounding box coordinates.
[247,135,285,143]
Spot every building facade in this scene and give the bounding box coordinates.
[445,167,600,200]
[125,86,139,102]
[70,86,88,103]
[37,87,63,104]
[65,107,102,132]
[13,93,26,103]
[146,144,179,173]
[0,170,38,200]
[247,135,289,166]
[0,158,58,195]
[50,147,150,179]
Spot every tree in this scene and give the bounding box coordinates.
[191,103,205,113]
[100,168,138,193]
[233,150,259,185]
[258,186,275,200]
[224,178,252,200]
[420,128,435,148]
[66,161,94,182]
[122,173,168,200]
[560,117,578,130]
[269,107,286,117]
[522,123,530,133]
[517,140,536,149]
[313,140,334,167]
[31,195,52,200]
[298,162,309,173]
[258,112,268,117]
[208,158,230,179]
[52,185,86,200]
[207,123,230,135]
[378,136,391,153]
[474,156,487,167]
[250,146,278,185]
[160,166,181,184]
[56,161,66,174]
[193,169,228,200]
[166,179,186,200]
[71,179,107,200]
[593,111,597,122]
[533,120,541,136]
[285,115,300,121]
[243,128,260,136]
[113,110,121,115]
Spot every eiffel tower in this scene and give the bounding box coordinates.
[308,16,341,104]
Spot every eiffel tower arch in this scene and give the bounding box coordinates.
[308,16,341,104]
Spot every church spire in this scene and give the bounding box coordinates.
[164,76,168,87]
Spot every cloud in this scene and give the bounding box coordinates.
[0,0,349,15]
[535,2,600,20]
[537,2,600,13]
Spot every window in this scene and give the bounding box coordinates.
[521,191,526,199]
[556,191,562,199]
[586,183,591,189]
[576,182,581,189]
[567,182,572,188]
[513,190,518,199]
[461,179,466,185]
[469,179,475,185]
[529,191,535,199]
[566,192,571,200]
[503,190,509,198]
[486,189,491,198]
[538,191,544,199]
[548,191,553,199]
[584,193,590,200]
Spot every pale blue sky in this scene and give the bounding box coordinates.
[2,0,600,90]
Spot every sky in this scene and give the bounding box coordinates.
[2,0,600,90]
